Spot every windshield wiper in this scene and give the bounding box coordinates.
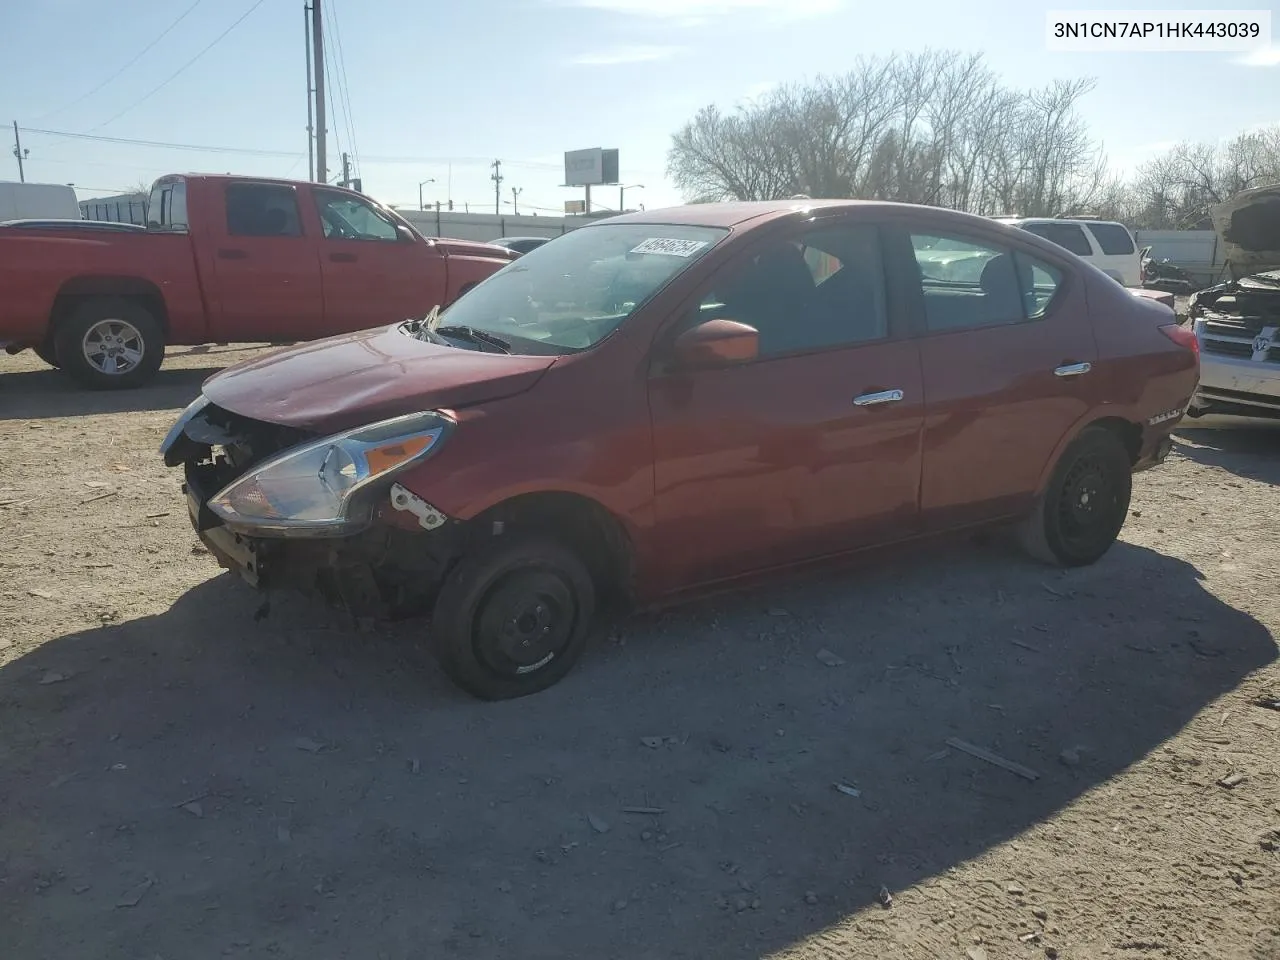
[434,324,512,354]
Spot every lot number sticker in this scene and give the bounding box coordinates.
[630,238,709,257]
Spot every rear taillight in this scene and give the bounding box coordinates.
[1159,322,1199,356]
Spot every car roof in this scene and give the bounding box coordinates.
[995,216,1128,228]
[596,199,1020,233]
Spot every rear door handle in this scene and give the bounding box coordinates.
[1054,362,1092,377]
[217,248,248,260]
[329,252,357,263]
[853,389,904,407]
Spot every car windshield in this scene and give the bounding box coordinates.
[430,222,728,353]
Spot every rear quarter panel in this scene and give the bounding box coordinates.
[1037,269,1198,483]
[0,229,206,343]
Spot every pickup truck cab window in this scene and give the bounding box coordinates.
[225,183,303,238]
[146,179,188,232]
[695,222,889,356]
[314,190,400,242]
[433,222,727,353]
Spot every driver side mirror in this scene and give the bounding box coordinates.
[395,224,416,243]
[671,318,759,370]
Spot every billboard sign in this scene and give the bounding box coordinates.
[564,147,620,186]
[564,199,587,214]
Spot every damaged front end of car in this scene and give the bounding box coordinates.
[159,396,470,617]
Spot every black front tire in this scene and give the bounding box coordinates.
[1018,426,1132,567]
[430,534,596,700]
[55,297,165,390]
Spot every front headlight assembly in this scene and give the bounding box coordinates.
[208,410,454,536]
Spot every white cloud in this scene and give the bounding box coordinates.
[570,44,685,65]
[563,0,843,26]
[1236,45,1280,66]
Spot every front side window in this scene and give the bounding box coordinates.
[314,191,400,241]
[225,183,302,238]
[693,222,889,356]
[434,223,727,353]
[1086,221,1136,255]
[1020,221,1093,257]
[910,232,1063,331]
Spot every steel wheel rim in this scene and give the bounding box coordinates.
[473,569,576,677]
[1055,452,1123,555]
[82,319,144,375]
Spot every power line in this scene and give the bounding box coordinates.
[322,25,343,179]
[21,126,301,158]
[88,0,269,132]
[30,0,205,125]
[20,126,572,171]
[328,0,360,179]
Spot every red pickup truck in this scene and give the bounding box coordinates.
[0,174,517,388]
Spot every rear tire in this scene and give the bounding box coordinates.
[56,297,165,390]
[429,534,595,700]
[33,341,59,368]
[1018,426,1132,567]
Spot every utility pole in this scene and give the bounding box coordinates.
[511,186,522,215]
[303,3,314,181]
[311,0,326,184]
[340,152,351,188]
[12,122,28,183]
[491,159,503,216]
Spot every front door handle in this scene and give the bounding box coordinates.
[1054,362,1092,377]
[853,388,904,407]
[217,248,248,260]
[329,252,357,263]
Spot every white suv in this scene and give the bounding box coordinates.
[992,217,1142,287]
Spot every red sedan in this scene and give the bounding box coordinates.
[162,200,1200,700]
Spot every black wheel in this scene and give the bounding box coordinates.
[1018,426,1132,567]
[55,297,165,390]
[430,535,595,700]
[33,341,59,368]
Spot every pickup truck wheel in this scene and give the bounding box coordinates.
[57,298,165,390]
[1018,426,1132,567]
[33,342,59,368]
[429,535,595,700]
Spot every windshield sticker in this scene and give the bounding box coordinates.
[630,238,709,258]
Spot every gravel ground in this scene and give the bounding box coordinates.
[1,346,1277,960]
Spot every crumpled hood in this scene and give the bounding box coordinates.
[203,324,557,432]
[1210,184,1280,278]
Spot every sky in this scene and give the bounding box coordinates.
[0,0,1277,218]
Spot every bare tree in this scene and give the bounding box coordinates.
[1124,129,1280,229]
[668,52,1105,217]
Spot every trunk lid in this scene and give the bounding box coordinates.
[202,324,557,432]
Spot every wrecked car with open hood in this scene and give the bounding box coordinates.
[162,200,1198,701]
[1186,184,1280,421]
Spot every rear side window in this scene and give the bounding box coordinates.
[910,233,1065,330]
[1014,253,1064,319]
[1020,222,1092,257]
[225,183,302,238]
[1085,221,1135,255]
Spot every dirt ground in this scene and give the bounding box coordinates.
[1,345,1277,960]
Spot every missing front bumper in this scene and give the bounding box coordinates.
[181,461,464,617]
